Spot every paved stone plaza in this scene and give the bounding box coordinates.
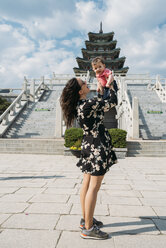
[0,154,166,247]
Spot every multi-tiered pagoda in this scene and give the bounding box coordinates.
[73,23,129,76]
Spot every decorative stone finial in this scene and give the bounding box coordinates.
[99,22,103,33]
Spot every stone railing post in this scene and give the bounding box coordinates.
[55,97,62,138]
[41,76,45,90]
[156,75,160,90]
[132,97,139,139]
[30,79,35,102]
[22,77,28,101]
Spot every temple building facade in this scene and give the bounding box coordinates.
[73,23,129,76]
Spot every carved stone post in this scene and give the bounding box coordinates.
[22,77,28,101]
[55,97,62,138]
[132,97,139,139]
[30,79,35,102]
[156,75,160,90]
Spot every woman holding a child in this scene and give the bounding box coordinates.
[60,57,117,240]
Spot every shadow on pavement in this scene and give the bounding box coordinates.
[103,216,166,236]
[0,175,64,181]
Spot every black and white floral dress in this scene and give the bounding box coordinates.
[76,90,117,176]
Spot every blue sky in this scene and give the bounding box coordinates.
[0,0,166,88]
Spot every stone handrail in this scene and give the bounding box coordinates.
[0,88,22,93]
[152,75,166,102]
[34,78,49,102]
[0,76,50,137]
[115,76,139,139]
[0,90,27,137]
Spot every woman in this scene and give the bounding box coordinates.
[60,77,117,240]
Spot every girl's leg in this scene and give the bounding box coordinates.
[84,175,104,230]
[80,173,91,220]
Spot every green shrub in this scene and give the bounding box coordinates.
[0,97,10,115]
[108,128,127,148]
[64,127,127,148]
[64,127,83,147]
[73,139,82,149]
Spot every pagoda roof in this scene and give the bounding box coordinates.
[76,56,126,64]
[88,32,114,41]
[85,40,117,46]
[82,48,120,57]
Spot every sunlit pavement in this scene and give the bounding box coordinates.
[0,154,166,248]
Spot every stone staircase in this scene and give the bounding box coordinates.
[127,84,166,140]
[1,88,65,155]
[3,90,60,139]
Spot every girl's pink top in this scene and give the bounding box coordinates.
[96,68,112,87]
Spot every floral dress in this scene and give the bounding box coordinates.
[76,90,117,176]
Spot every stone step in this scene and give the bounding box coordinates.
[0,138,64,155]
[127,141,166,157]
[3,89,59,139]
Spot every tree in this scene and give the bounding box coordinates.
[0,96,11,115]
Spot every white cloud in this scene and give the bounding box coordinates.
[0,22,76,88]
[0,0,166,89]
[62,37,83,48]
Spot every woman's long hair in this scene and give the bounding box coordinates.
[60,78,81,128]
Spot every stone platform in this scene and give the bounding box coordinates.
[0,154,166,247]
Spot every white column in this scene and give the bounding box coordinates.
[55,97,62,138]
[132,97,139,139]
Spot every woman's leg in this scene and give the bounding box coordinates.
[80,173,91,220]
[84,175,104,230]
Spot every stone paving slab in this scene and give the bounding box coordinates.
[29,194,69,203]
[109,205,157,218]
[56,215,82,231]
[0,194,34,202]
[114,235,166,248]
[15,187,46,194]
[101,184,132,190]
[140,191,166,198]
[152,207,166,218]
[27,203,72,214]
[0,154,166,248]
[140,197,166,206]
[101,195,142,205]
[0,187,19,194]
[46,180,77,188]
[0,229,60,248]
[106,189,142,197]
[68,195,101,204]
[56,231,115,248]
[0,214,11,225]
[1,213,59,230]
[0,202,29,213]
[44,188,78,195]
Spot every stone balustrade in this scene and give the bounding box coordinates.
[1,73,165,139]
[0,91,27,137]
[0,76,50,137]
[153,75,166,102]
[115,76,139,140]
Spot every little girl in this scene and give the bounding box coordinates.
[91,57,114,99]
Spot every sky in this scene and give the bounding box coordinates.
[0,0,166,89]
